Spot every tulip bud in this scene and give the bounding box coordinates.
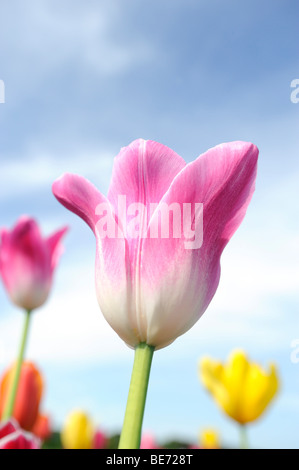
[0,216,67,311]
[140,432,158,449]
[93,428,108,449]
[0,361,43,431]
[31,413,51,441]
[199,428,220,449]
[61,410,95,449]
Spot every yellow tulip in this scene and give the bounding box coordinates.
[199,428,220,449]
[61,410,95,449]
[199,349,279,425]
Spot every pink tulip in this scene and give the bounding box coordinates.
[0,418,40,449]
[52,139,258,349]
[93,429,108,449]
[140,432,159,449]
[0,216,68,311]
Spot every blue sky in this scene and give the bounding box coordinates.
[0,0,299,449]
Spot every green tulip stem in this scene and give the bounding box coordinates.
[118,342,154,449]
[240,424,249,449]
[2,309,31,420]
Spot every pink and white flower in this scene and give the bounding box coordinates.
[0,216,67,311]
[52,139,258,349]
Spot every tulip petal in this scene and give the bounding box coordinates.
[200,357,230,414]
[241,362,279,423]
[52,143,183,348]
[222,350,250,421]
[46,226,68,271]
[31,413,52,441]
[0,418,40,449]
[108,139,186,218]
[107,139,186,254]
[0,418,19,439]
[0,430,40,449]
[223,351,249,396]
[138,141,258,348]
[52,173,138,345]
[52,173,106,233]
[103,139,185,345]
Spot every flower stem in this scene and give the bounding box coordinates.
[118,342,154,449]
[240,424,249,449]
[2,309,31,420]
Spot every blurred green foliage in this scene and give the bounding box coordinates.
[42,431,194,450]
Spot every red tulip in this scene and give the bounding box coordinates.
[31,413,52,441]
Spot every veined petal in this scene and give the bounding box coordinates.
[107,138,185,288]
[104,139,186,346]
[107,139,186,220]
[138,141,258,348]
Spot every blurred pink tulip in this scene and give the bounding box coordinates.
[0,418,40,449]
[93,429,108,449]
[140,432,158,449]
[0,216,67,311]
[53,139,258,349]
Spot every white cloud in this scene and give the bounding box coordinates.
[0,148,114,201]
[1,1,154,105]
